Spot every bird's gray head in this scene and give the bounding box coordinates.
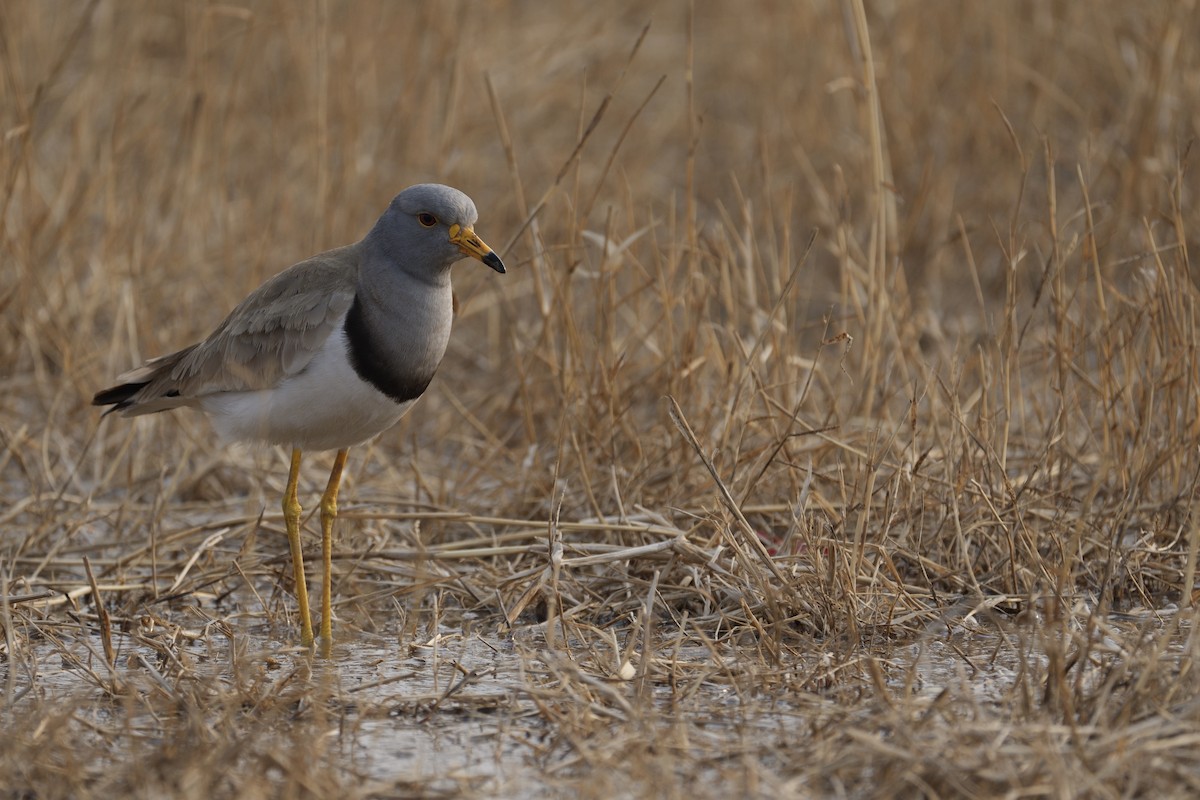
[367,183,505,278]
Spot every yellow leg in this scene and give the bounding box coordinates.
[284,448,314,648]
[318,448,349,657]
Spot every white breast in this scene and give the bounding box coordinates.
[199,325,414,451]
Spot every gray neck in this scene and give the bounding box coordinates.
[344,257,453,404]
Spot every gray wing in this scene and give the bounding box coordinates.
[96,245,359,416]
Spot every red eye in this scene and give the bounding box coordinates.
[417,213,437,227]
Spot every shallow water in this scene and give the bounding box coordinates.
[6,601,1192,798]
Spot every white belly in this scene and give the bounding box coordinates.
[199,327,414,451]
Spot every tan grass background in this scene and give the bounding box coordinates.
[3,1,1200,797]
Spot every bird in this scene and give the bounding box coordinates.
[93,183,506,655]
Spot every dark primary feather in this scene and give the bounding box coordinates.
[92,379,153,410]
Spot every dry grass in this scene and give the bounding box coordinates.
[3,1,1200,797]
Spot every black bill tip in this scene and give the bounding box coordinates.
[482,251,506,274]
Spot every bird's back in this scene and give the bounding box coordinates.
[94,245,360,417]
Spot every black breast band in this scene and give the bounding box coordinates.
[343,296,434,404]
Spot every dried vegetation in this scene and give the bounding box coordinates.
[3,1,1200,797]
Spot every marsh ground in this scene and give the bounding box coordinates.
[3,2,1200,797]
